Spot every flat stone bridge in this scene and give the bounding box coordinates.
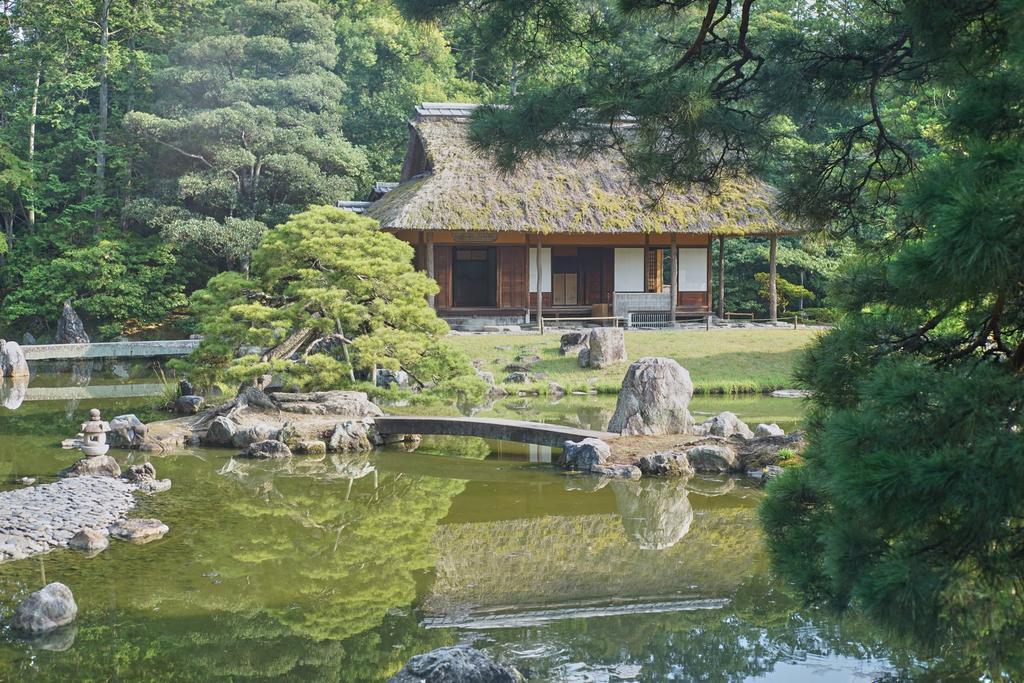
[374,415,616,449]
[22,339,200,360]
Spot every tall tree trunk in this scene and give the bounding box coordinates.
[94,0,111,232]
[28,67,40,230]
[768,237,778,323]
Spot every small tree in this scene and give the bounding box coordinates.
[754,272,815,316]
[176,205,484,403]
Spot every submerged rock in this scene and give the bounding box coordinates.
[241,439,292,459]
[390,646,524,683]
[608,357,693,436]
[10,583,78,634]
[108,518,168,543]
[58,455,121,478]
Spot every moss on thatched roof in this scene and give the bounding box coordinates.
[367,111,805,235]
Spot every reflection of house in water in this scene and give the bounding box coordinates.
[422,477,760,629]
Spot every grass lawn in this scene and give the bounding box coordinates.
[449,327,822,395]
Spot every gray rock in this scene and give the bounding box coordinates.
[390,646,524,683]
[108,518,169,543]
[503,371,531,384]
[559,331,588,356]
[231,423,278,449]
[58,455,121,478]
[305,334,347,358]
[204,416,237,446]
[55,300,89,344]
[702,412,754,439]
[561,437,612,471]
[754,423,785,438]
[376,368,410,389]
[174,395,204,415]
[177,379,196,397]
[236,385,276,409]
[577,347,590,367]
[135,479,172,494]
[294,439,327,455]
[475,369,495,386]
[108,414,149,449]
[638,451,694,477]
[121,462,156,482]
[240,439,292,459]
[0,340,30,377]
[22,331,36,346]
[591,463,642,478]
[10,583,77,634]
[586,328,626,368]
[268,390,383,417]
[547,381,566,396]
[328,420,372,452]
[685,444,739,472]
[608,357,694,436]
[68,529,108,552]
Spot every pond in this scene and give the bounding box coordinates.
[0,364,931,681]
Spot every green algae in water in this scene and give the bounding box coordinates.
[0,382,933,681]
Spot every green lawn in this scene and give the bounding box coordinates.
[450,327,821,395]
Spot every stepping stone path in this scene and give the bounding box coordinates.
[0,476,138,562]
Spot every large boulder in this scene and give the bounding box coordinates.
[328,420,372,452]
[231,423,279,449]
[10,583,78,634]
[390,646,524,683]
[700,411,754,439]
[55,300,89,344]
[204,416,237,446]
[685,443,739,472]
[559,331,588,356]
[58,455,121,478]
[585,328,627,368]
[108,414,149,449]
[0,340,30,377]
[269,390,383,417]
[69,529,109,553]
[174,395,204,415]
[241,439,292,459]
[560,437,611,471]
[608,357,694,436]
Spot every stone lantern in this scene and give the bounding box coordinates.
[80,409,111,456]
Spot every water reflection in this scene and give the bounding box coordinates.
[0,376,27,410]
[612,479,693,550]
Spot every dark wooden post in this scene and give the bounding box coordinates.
[669,234,678,326]
[717,236,725,319]
[535,235,544,334]
[768,236,778,323]
[426,233,436,309]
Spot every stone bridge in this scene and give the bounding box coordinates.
[373,416,615,448]
[21,339,200,361]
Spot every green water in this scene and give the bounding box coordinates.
[0,371,931,681]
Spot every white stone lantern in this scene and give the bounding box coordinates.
[80,409,111,456]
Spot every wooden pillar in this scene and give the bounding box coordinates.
[535,235,544,334]
[717,236,725,319]
[669,234,678,326]
[768,236,778,323]
[426,233,435,309]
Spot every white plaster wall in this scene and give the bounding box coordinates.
[614,248,645,292]
[528,248,552,293]
[678,247,708,292]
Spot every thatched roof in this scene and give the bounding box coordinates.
[367,103,805,236]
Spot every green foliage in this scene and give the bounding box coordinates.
[0,235,186,338]
[177,205,485,403]
[754,272,814,315]
[124,0,368,279]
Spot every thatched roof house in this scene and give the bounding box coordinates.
[359,103,806,327]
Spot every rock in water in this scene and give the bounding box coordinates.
[10,583,78,634]
[390,646,524,683]
[55,300,89,344]
[328,421,372,452]
[69,529,109,552]
[58,455,121,478]
[608,357,694,435]
[685,444,739,472]
[204,416,237,446]
[700,411,754,439]
[231,423,279,448]
[108,518,169,543]
[174,395,204,415]
[637,451,694,477]
[561,438,612,471]
[108,414,149,449]
[0,340,30,378]
[585,328,627,368]
[241,439,292,459]
[121,462,156,482]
